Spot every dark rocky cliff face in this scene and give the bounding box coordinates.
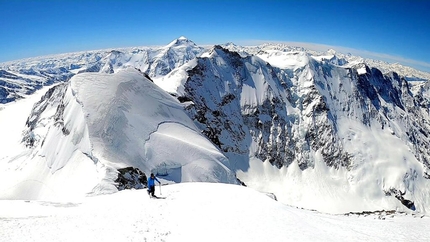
[22,83,68,147]
[405,81,430,175]
[178,46,430,176]
[179,46,346,170]
[0,68,72,103]
[115,167,148,190]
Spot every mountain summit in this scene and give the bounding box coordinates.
[167,36,196,47]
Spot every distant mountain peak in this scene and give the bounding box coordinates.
[167,36,196,48]
[327,48,336,55]
[205,45,243,62]
[223,42,240,48]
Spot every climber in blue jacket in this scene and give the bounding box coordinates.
[147,173,161,197]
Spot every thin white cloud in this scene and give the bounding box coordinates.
[237,40,430,73]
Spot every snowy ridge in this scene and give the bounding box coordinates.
[0,37,205,103]
[222,42,430,81]
[2,39,429,104]
[0,67,236,200]
[1,37,430,216]
[2,183,429,242]
[161,45,430,213]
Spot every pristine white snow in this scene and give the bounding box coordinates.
[154,58,199,95]
[257,50,310,70]
[0,183,428,242]
[0,87,50,160]
[0,68,236,201]
[1,38,430,241]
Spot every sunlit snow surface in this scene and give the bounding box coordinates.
[0,183,428,242]
[156,46,430,214]
[0,68,236,201]
[1,38,430,241]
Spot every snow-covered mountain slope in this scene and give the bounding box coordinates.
[146,36,205,77]
[222,42,430,82]
[1,183,428,242]
[1,37,430,215]
[2,38,429,104]
[159,45,430,214]
[0,68,236,200]
[0,37,205,103]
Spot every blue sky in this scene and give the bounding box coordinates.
[1,0,429,72]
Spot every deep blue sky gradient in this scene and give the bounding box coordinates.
[1,0,429,71]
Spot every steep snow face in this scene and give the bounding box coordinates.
[169,46,347,170]
[0,68,236,200]
[0,84,101,200]
[168,46,294,169]
[89,37,205,78]
[147,37,205,78]
[69,68,235,183]
[160,45,430,213]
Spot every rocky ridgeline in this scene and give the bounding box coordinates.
[115,167,148,191]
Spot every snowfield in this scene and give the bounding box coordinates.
[1,37,430,241]
[0,182,428,242]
